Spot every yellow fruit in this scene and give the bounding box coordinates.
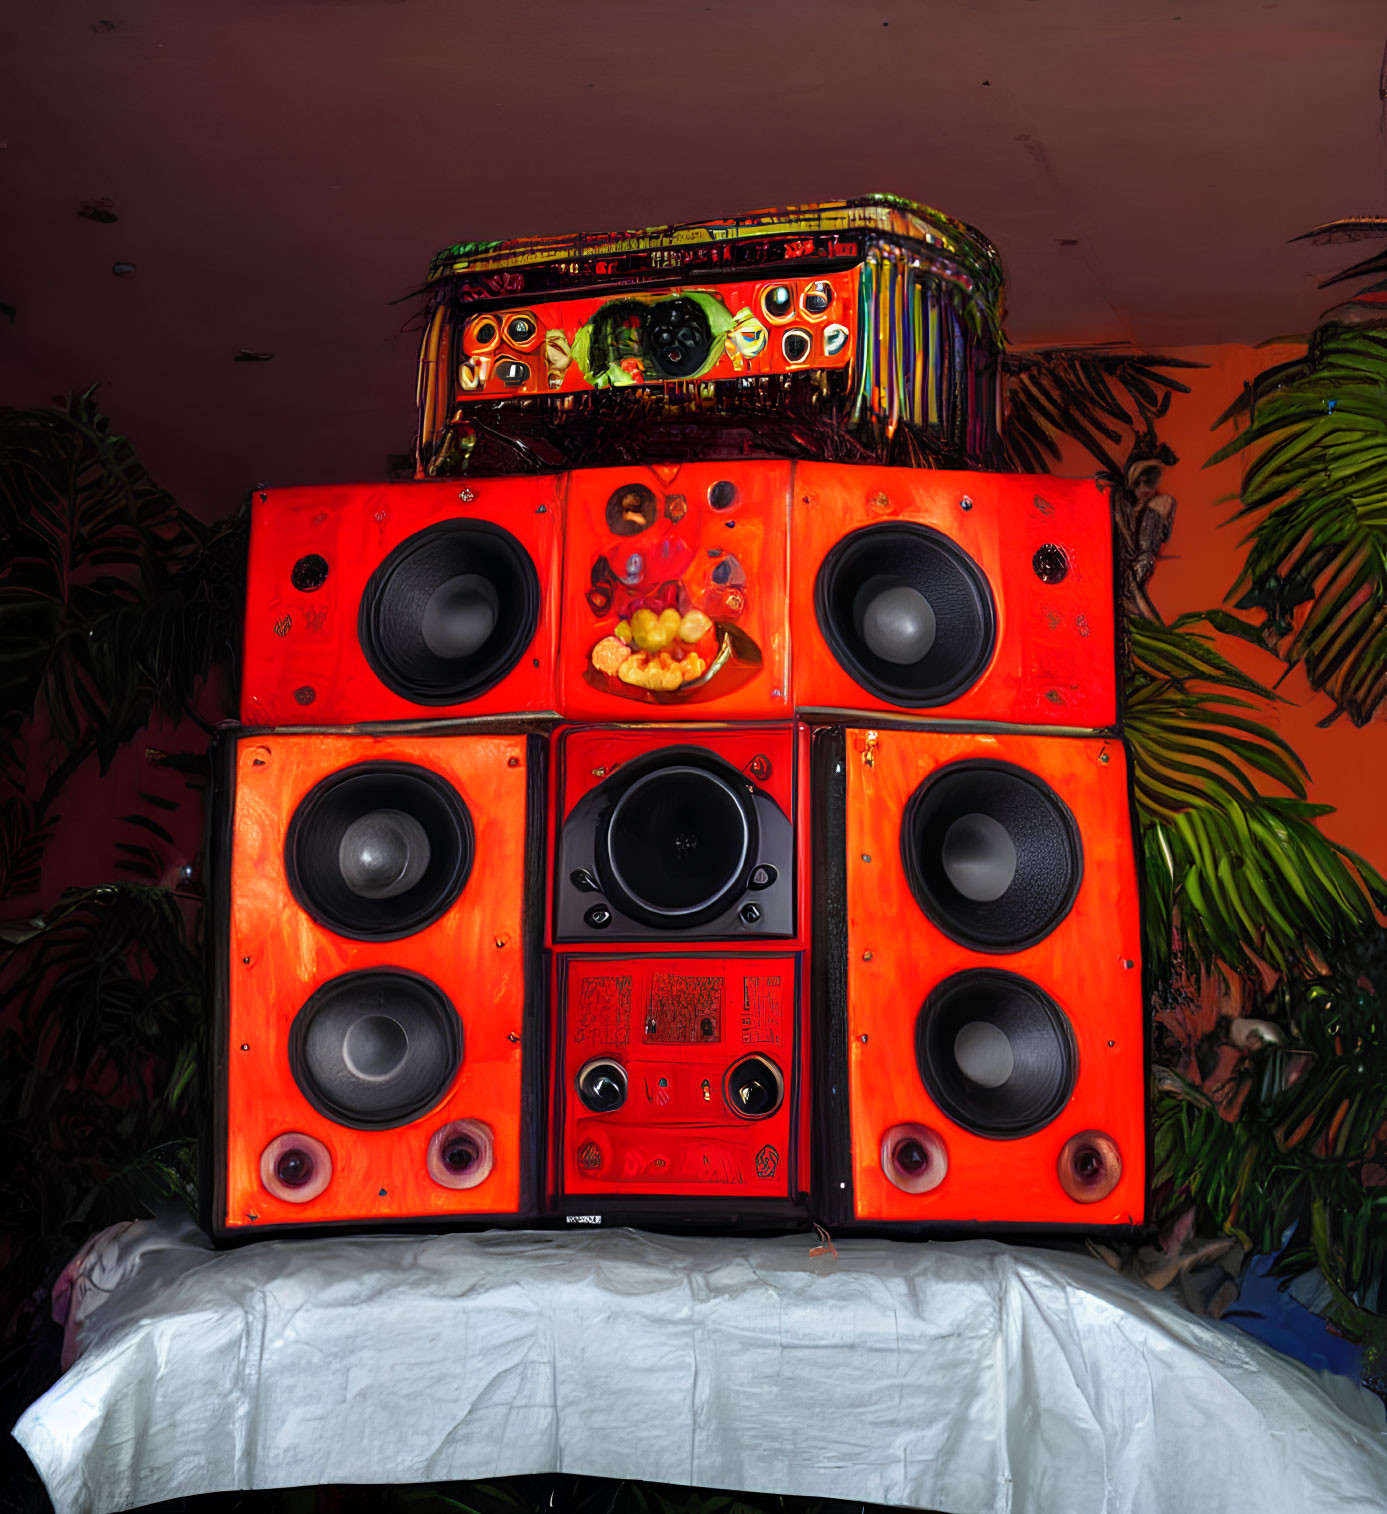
[679,609,712,643]
[615,620,633,644]
[631,608,656,633]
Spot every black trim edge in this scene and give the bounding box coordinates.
[809,726,854,1227]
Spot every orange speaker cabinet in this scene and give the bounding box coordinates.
[553,952,804,1227]
[240,478,563,727]
[209,726,545,1238]
[789,463,1118,728]
[811,725,1145,1230]
[557,461,792,722]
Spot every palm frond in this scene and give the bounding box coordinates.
[0,392,246,778]
[1002,346,1200,480]
[1210,325,1387,725]
[1125,617,1385,973]
[1156,929,1387,1335]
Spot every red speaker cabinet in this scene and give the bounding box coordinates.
[553,952,804,1225]
[240,478,563,727]
[790,463,1118,728]
[811,724,1145,1229]
[559,462,793,723]
[209,727,545,1237]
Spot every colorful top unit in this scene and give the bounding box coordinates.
[416,197,1006,477]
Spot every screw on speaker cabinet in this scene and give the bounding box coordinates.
[554,740,795,942]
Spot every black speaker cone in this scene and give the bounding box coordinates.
[815,522,997,707]
[597,755,757,928]
[359,520,539,705]
[289,969,462,1129]
[286,761,473,941]
[902,760,1082,952]
[916,970,1076,1139]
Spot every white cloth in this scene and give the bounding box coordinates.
[13,1223,1387,1514]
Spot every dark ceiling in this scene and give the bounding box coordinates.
[3,0,1385,517]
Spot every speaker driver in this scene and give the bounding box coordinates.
[260,1132,332,1203]
[597,753,758,929]
[286,762,473,941]
[358,520,540,705]
[814,522,997,706]
[902,761,1082,953]
[915,970,1076,1139]
[880,1122,948,1194]
[289,969,462,1129]
[427,1119,495,1190]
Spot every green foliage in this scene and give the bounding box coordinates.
[1209,324,1387,726]
[0,390,246,801]
[1156,930,1387,1345]
[0,885,204,1357]
[1002,346,1199,480]
[1126,617,1386,973]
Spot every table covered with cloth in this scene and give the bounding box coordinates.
[13,1218,1387,1514]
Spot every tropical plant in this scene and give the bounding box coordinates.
[0,390,246,823]
[1127,615,1386,974]
[1006,346,1387,1364]
[1156,927,1387,1364]
[0,395,241,1513]
[1208,293,1387,728]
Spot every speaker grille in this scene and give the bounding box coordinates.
[596,753,757,929]
[289,969,463,1129]
[285,761,473,941]
[915,970,1076,1138]
[358,520,540,705]
[901,761,1082,952]
[814,521,997,706]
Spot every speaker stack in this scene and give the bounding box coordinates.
[209,195,1145,1241]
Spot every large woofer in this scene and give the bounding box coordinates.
[915,970,1076,1139]
[285,762,473,941]
[596,752,757,929]
[358,520,539,704]
[901,761,1082,952]
[289,969,462,1129]
[814,522,997,706]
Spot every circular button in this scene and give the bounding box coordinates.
[577,1058,628,1113]
[1032,544,1070,584]
[291,554,329,592]
[584,904,613,930]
